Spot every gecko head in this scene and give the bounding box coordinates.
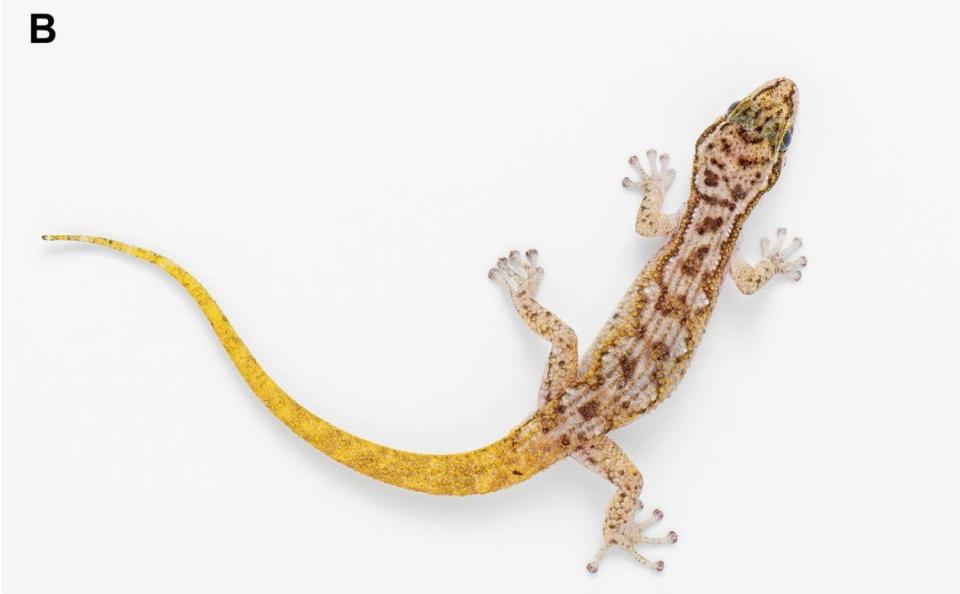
[693,78,798,206]
[724,78,798,178]
[724,78,797,152]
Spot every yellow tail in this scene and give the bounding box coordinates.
[43,234,563,495]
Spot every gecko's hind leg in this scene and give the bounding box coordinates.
[489,250,578,404]
[622,149,680,237]
[573,436,677,573]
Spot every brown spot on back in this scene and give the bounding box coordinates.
[699,192,736,211]
[681,245,711,275]
[618,355,638,388]
[632,323,646,340]
[696,216,724,234]
[578,400,600,421]
[655,292,689,319]
[731,185,746,201]
[560,434,571,446]
[704,169,719,187]
[649,341,670,361]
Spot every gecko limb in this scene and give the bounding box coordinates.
[622,149,680,237]
[489,250,578,405]
[730,227,807,295]
[572,436,677,573]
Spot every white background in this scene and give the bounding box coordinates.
[4,1,959,592]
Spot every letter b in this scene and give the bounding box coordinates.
[31,14,56,43]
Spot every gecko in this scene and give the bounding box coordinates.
[43,77,805,573]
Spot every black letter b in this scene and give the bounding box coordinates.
[31,14,56,43]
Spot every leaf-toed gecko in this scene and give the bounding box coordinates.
[44,78,805,573]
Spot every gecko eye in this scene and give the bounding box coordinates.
[726,101,739,115]
[780,127,793,151]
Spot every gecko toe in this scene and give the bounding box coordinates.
[589,504,677,573]
[490,249,544,296]
[623,148,674,197]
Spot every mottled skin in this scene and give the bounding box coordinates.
[44,78,805,574]
[491,77,805,571]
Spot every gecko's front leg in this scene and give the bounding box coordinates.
[622,149,680,237]
[730,227,808,294]
[489,250,578,404]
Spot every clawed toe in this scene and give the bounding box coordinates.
[635,508,664,531]
[760,227,807,281]
[785,255,807,280]
[623,148,675,192]
[636,530,678,546]
[488,248,543,296]
[588,508,677,574]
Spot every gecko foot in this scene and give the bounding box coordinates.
[760,227,807,281]
[622,149,676,195]
[586,507,678,573]
[488,249,543,297]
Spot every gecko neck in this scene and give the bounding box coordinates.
[659,187,759,297]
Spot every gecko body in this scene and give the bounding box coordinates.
[45,78,804,573]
